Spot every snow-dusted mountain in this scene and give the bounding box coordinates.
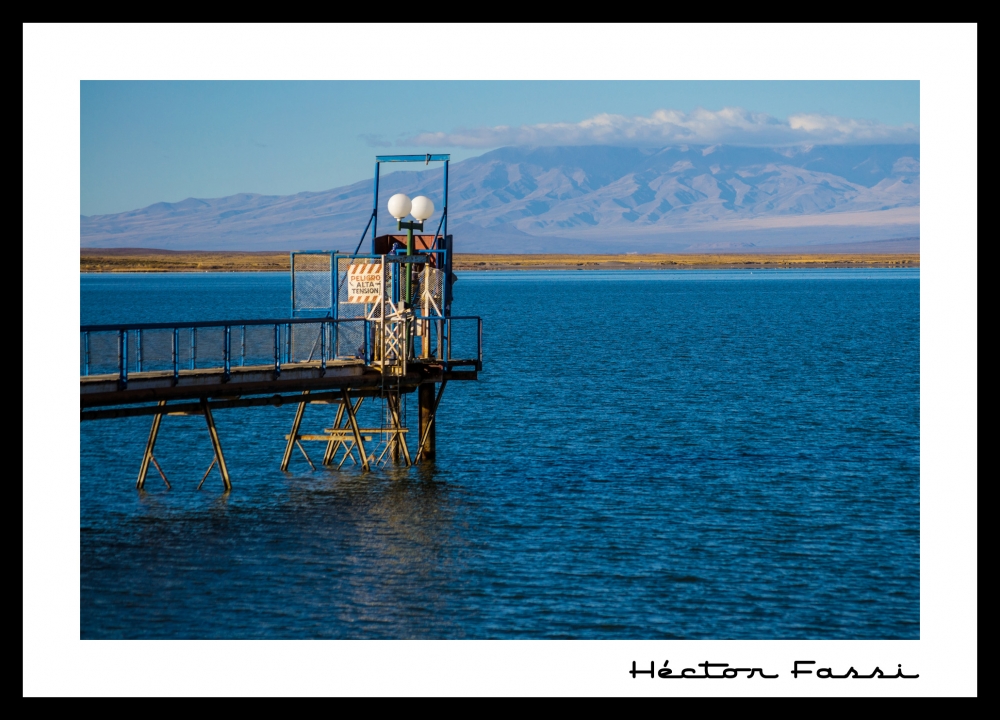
[81,144,919,252]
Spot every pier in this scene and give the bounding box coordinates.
[80,154,483,490]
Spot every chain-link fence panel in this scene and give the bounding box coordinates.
[288,322,325,363]
[83,331,120,376]
[292,253,333,315]
[239,324,276,368]
[335,320,367,360]
[418,266,445,318]
[337,257,382,360]
[133,328,175,373]
[337,257,383,321]
[193,327,226,369]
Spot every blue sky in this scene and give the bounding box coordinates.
[81,80,919,216]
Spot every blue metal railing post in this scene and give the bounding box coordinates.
[443,158,451,317]
[431,213,445,249]
[290,252,296,316]
[83,331,90,376]
[364,320,371,364]
[118,329,127,388]
[136,329,142,373]
[478,318,483,370]
[172,328,179,383]
[351,216,374,257]
[320,320,327,373]
[333,255,340,357]
[273,323,280,377]
[224,325,231,380]
[330,252,337,317]
[334,307,339,359]
[240,325,245,367]
[371,161,380,252]
[190,328,196,370]
[443,159,449,240]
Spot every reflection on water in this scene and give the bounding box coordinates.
[81,270,920,639]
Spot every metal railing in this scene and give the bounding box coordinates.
[431,316,483,370]
[80,318,370,385]
[80,315,483,384]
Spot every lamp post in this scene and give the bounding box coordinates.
[387,193,435,307]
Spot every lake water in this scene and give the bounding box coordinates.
[80,269,920,639]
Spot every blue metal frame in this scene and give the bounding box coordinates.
[224,326,231,380]
[290,250,338,319]
[370,154,450,261]
[118,329,127,388]
[329,154,456,326]
[81,313,480,382]
[82,318,380,382]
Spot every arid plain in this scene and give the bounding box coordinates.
[81,248,919,273]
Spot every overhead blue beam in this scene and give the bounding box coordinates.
[375,154,451,163]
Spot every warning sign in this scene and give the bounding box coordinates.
[347,261,383,304]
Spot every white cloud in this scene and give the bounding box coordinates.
[402,107,918,148]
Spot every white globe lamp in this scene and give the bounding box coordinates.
[411,196,435,222]
[388,193,412,220]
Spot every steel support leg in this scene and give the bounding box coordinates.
[418,383,436,462]
[416,380,447,462]
[388,395,400,464]
[197,457,217,490]
[137,400,167,489]
[341,389,370,471]
[281,390,309,471]
[296,440,316,470]
[150,457,170,489]
[324,397,362,467]
[322,403,346,465]
[388,392,412,466]
[201,397,231,491]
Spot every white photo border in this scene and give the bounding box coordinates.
[23,23,977,697]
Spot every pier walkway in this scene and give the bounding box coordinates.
[81,315,482,489]
[81,317,480,414]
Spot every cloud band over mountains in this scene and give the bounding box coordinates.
[388,107,918,148]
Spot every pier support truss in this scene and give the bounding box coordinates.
[86,379,458,491]
[279,383,445,474]
[136,397,231,492]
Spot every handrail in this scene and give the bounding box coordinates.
[81,315,483,381]
[80,317,365,332]
[81,318,372,383]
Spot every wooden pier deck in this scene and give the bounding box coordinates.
[80,357,478,414]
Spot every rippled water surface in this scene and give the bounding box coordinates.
[80,269,919,639]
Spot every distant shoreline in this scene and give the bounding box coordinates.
[80,249,919,273]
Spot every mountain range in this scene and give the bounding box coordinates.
[81,144,919,253]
